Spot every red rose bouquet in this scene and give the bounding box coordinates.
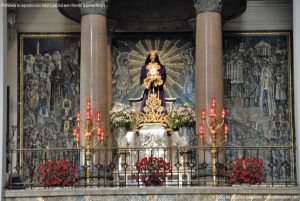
[36,159,77,187]
[135,157,172,186]
[226,156,265,184]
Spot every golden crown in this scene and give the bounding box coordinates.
[149,50,157,54]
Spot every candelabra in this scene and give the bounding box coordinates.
[72,99,105,179]
[199,97,228,186]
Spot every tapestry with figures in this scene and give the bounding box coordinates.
[111,38,195,106]
[223,32,294,180]
[19,34,80,149]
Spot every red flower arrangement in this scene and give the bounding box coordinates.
[226,156,265,185]
[135,157,172,186]
[36,159,77,187]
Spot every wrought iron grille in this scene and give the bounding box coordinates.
[6,145,296,189]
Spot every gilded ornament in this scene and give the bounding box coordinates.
[142,63,163,89]
[137,93,171,132]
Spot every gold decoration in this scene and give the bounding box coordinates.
[137,93,170,131]
[62,99,72,135]
[149,50,157,55]
[142,63,163,89]
[199,97,227,186]
[72,99,105,180]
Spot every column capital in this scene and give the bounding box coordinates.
[79,0,110,16]
[194,0,222,14]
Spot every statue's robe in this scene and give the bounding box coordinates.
[138,63,170,130]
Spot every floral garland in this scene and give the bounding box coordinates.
[225,156,265,184]
[169,104,195,130]
[36,159,77,187]
[109,103,136,131]
[134,157,172,186]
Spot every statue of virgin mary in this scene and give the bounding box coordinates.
[137,50,170,132]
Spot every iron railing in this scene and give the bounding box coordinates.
[6,145,296,189]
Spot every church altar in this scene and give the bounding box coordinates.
[113,93,196,186]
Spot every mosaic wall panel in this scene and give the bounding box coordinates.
[223,32,294,179]
[19,34,80,149]
[223,32,293,146]
[111,38,195,106]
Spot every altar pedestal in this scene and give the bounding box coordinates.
[138,125,169,159]
[113,97,175,186]
[113,126,197,186]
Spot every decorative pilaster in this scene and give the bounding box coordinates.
[293,0,300,185]
[7,8,17,45]
[0,3,7,197]
[107,19,117,111]
[106,20,117,164]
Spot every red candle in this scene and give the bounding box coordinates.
[73,127,77,136]
[212,97,216,107]
[202,109,206,120]
[86,111,91,120]
[76,112,80,121]
[100,131,104,140]
[221,108,225,119]
[224,124,229,135]
[86,99,91,110]
[200,125,204,134]
[97,127,101,136]
[97,111,101,121]
[210,108,215,117]
[199,125,204,142]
